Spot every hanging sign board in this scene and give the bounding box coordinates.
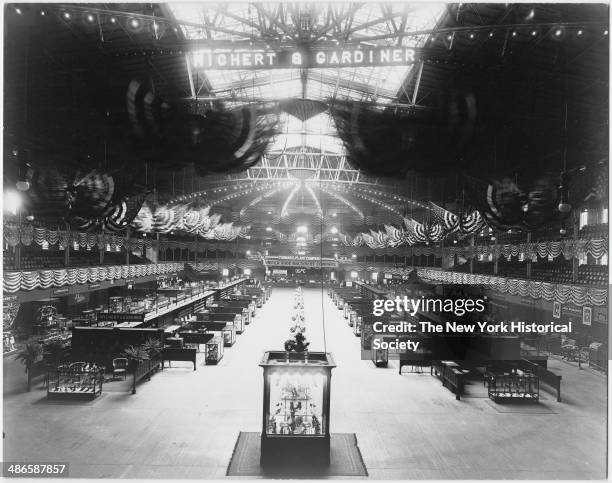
[191,46,425,70]
[97,312,145,323]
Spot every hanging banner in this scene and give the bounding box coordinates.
[97,312,145,323]
[191,46,428,70]
[266,257,338,268]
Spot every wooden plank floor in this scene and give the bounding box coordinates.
[3,288,608,479]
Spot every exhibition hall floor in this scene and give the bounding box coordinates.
[2,288,607,479]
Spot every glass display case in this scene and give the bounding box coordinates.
[222,325,236,347]
[487,371,539,402]
[47,364,104,399]
[259,351,336,466]
[203,321,236,347]
[371,347,389,368]
[205,335,224,364]
[353,315,362,336]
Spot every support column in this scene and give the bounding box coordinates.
[125,228,130,266]
[469,236,475,274]
[525,232,532,278]
[493,233,499,275]
[64,223,70,267]
[572,209,579,283]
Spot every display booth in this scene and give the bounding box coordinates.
[205,335,224,364]
[259,351,336,466]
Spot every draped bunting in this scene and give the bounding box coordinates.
[130,202,249,241]
[3,225,154,252]
[3,262,184,294]
[448,238,608,261]
[417,269,608,306]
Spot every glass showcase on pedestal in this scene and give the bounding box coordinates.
[259,351,336,466]
[205,335,224,364]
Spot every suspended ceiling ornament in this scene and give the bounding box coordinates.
[126,79,280,174]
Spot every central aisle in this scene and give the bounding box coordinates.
[3,287,607,479]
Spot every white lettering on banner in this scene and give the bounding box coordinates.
[191,47,418,70]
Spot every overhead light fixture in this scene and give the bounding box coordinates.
[525,8,535,21]
[605,30,609,35]
[330,227,338,234]
[246,250,251,255]
[15,7,22,15]
[297,226,307,233]
[63,11,71,19]
[351,254,357,258]
[512,31,517,37]
[489,32,494,37]
[110,16,116,23]
[531,30,537,36]
[469,33,474,39]
[16,180,30,191]
[85,13,95,23]
[265,226,272,232]
[40,10,45,16]
[128,17,141,30]
[577,30,583,36]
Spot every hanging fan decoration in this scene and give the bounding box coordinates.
[329,88,477,177]
[130,203,250,241]
[127,79,280,174]
[463,173,570,231]
[66,170,115,218]
[131,202,154,233]
[103,191,151,233]
[26,167,70,217]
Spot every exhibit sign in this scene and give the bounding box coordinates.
[191,46,428,70]
[97,312,145,323]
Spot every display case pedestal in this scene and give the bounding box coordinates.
[259,351,336,467]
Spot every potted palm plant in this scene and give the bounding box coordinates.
[141,338,162,360]
[16,342,43,392]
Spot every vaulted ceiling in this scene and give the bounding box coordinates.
[4,3,609,255]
